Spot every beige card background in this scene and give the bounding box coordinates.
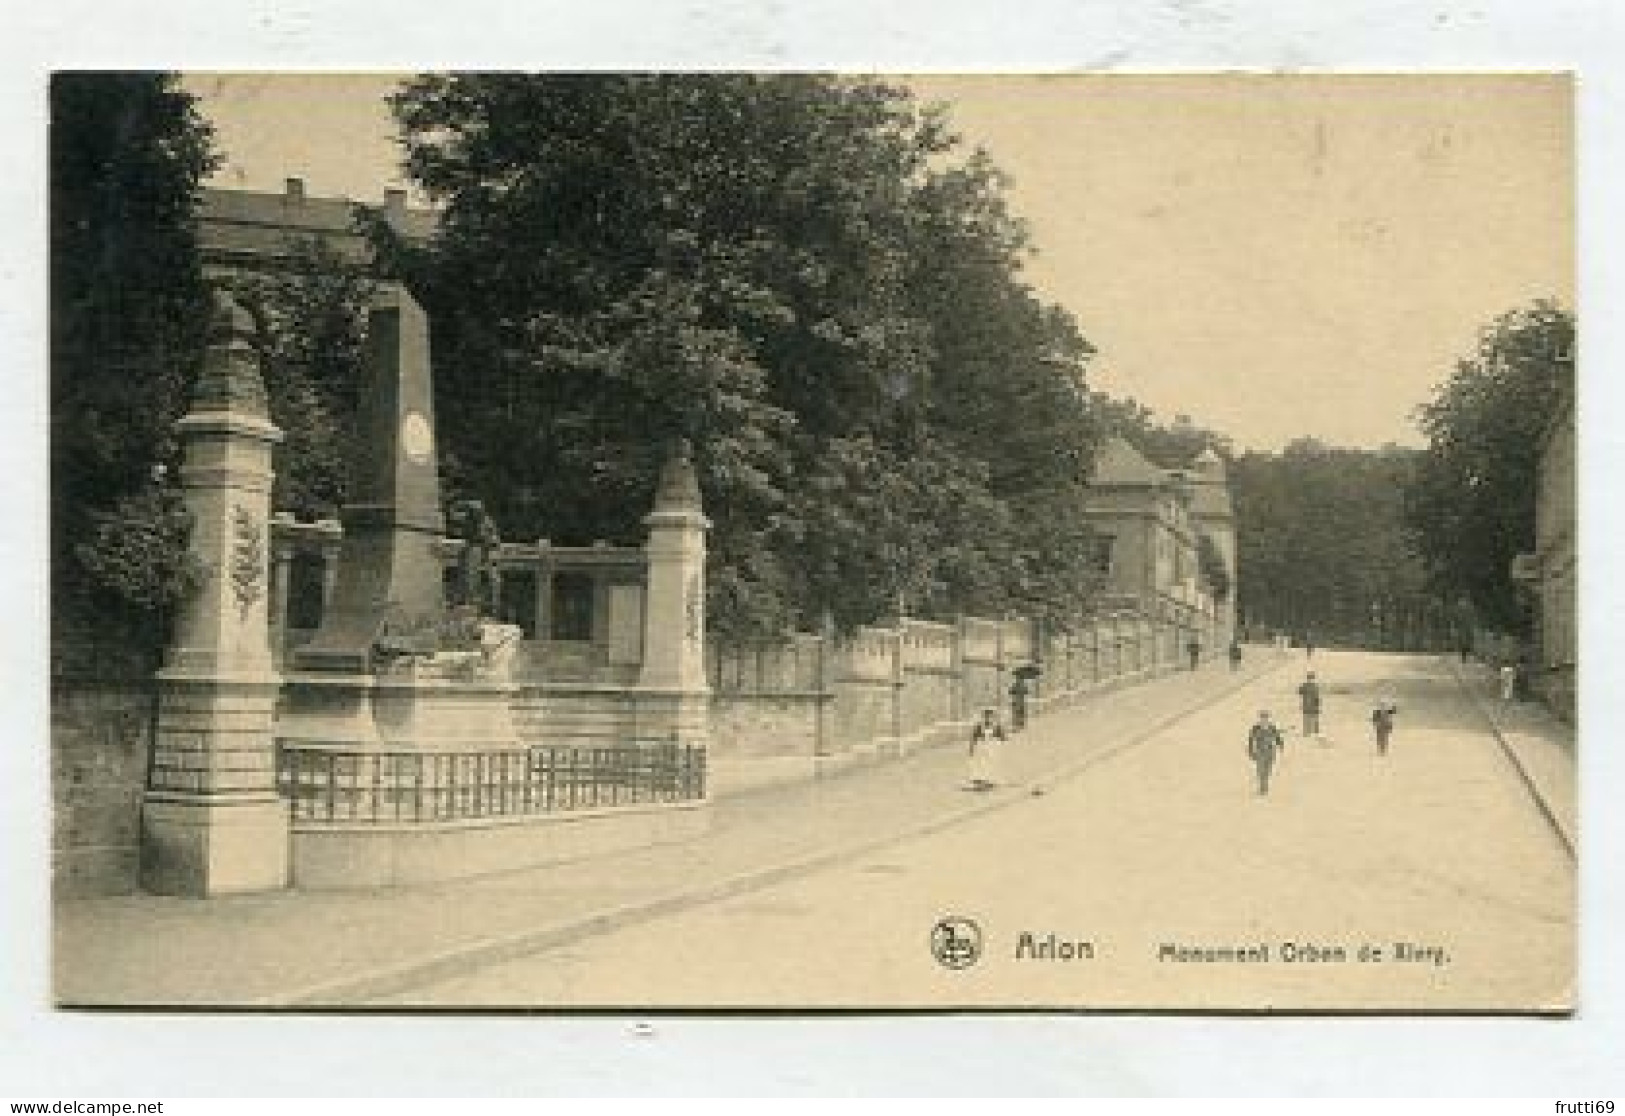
[10,1,1623,1098]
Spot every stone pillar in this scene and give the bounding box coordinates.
[951,615,967,724]
[316,519,342,612]
[534,538,553,642]
[141,293,289,897]
[638,441,711,748]
[269,515,295,663]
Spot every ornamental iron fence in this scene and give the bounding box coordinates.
[277,742,706,824]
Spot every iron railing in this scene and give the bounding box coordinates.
[277,742,706,824]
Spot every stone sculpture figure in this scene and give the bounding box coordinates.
[453,499,503,618]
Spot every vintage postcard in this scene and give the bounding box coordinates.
[48,70,1575,1012]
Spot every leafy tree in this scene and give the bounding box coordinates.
[224,237,377,519]
[1197,533,1231,603]
[382,73,1106,637]
[51,72,219,672]
[1405,300,1574,636]
[1231,441,1437,648]
[1089,395,1233,468]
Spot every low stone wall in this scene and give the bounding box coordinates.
[51,680,155,898]
[291,801,710,889]
[708,692,824,794]
[702,613,1183,793]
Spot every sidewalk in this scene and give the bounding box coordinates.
[54,654,1288,1007]
[1451,660,1577,858]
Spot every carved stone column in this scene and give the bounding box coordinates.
[140,293,288,897]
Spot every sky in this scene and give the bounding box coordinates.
[184,72,1573,452]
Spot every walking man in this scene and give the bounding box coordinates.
[1228,640,1243,672]
[1371,699,1398,755]
[1248,710,1285,795]
[1186,637,1201,671]
[1298,670,1323,740]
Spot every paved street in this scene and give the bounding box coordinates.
[381,651,1574,1010]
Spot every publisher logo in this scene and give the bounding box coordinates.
[931,916,983,970]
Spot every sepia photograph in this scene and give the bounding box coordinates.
[46,69,1577,1015]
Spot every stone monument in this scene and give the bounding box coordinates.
[637,440,711,747]
[295,283,446,672]
[140,292,288,896]
[277,283,520,754]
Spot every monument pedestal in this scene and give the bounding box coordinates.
[141,794,290,897]
[373,671,521,751]
[141,671,290,896]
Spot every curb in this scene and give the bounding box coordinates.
[265,659,1286,1007]
[1449,661,1576,862]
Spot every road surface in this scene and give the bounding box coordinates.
[380,651,1574,1010]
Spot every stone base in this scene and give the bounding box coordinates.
[140,795,290,897]
[372,675,520,750]
[278,671,521,752]
[290,801,709,889]
[630,688,710,747]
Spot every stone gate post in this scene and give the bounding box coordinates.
[140,293,288,897]
[638,441,711,748]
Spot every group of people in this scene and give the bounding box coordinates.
[1246,670,1400,796]
[964,653,1403,799]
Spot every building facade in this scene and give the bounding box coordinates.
[1082,436,1236,657]
[197,178,437,277]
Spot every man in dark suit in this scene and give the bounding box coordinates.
[1248,710,1285,796]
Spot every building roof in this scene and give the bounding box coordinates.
[197,179,438,271]
[1090,436,1170,488]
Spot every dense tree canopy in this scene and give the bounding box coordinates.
[224,238,377,519]
[50,72,219,671]
[1405,300,1574,636]
[1231,440,1438,648]
[383,74,1105,637]
[1088,395,1233,469]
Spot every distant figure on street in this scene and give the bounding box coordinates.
[968,707,1006,791]
[1303,633,1316,659]
[1009,676,1030,732]
[1371,699,1398,755]
[1499,663,1518,703]
[1298,671,1323,739]
[1248,710,1285,796]
[1228,640,1243,672]
[1186,638,1201,671]
[962,711,1001,789]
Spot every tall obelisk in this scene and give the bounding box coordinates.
[295,284,446,671]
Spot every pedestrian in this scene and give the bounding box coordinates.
[1499,662,1518,703]
[1228,640,1243,671]
[1371,699,1398,755]
[1186,637,1201,671]
[1298,671,1323,740]
[967,706,1005,791]
[1304,633,1316,659]
[1008,676,1029,732]
[1248,710,1285,796]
